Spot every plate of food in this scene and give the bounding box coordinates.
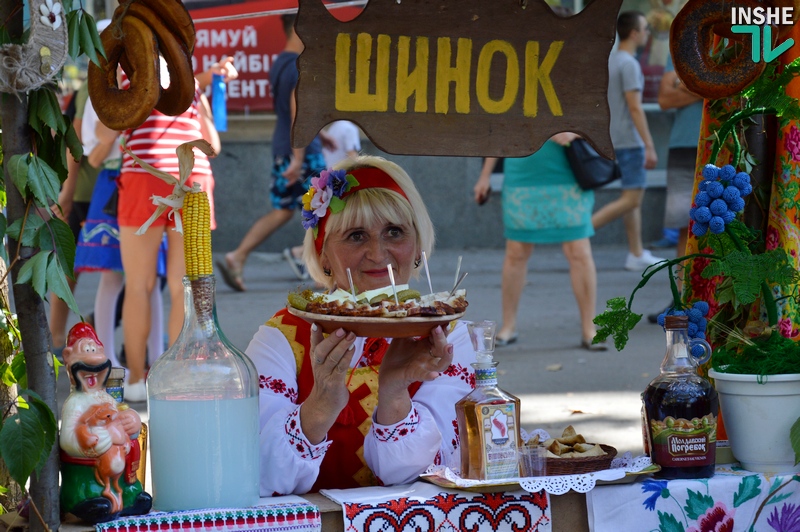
[286,284,468,338]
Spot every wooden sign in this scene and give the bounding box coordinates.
[293,0,622,159]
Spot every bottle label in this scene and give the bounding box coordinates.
[478,403,519,479]
[649,414,717,468]
[474,367,498,387]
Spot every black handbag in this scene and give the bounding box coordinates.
[565,138,621,190]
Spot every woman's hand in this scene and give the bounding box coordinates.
[375,326,453,425]
[300,325,357,444]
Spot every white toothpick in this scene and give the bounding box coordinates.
[453,255,462,292]
[386,264,399,305]
[346,268,357,302]
[421,251,433,295]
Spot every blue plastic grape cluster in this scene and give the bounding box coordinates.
[657,300,710,358]
[689,164,753,236]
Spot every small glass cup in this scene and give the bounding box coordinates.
[518,445,547,477]
[467,320,497,353]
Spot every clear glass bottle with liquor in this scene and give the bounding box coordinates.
[643,314,718,479]
[455,320,521,480]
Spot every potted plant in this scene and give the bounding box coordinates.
[594,57,800,474]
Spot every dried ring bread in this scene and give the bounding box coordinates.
[670,0,765,100]
[126,0,195,53]
[87,16,160,130]
[116,2,195,116]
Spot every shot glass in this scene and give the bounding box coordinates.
[518,445,547,477]
[467,320,497,353]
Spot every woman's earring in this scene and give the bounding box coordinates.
[323,267,332,276]
[414,258,421,268]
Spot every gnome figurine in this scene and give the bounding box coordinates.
[59,322,152,523]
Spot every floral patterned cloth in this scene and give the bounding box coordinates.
[586,466,800,532]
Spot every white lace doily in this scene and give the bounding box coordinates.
[423,429,654,495]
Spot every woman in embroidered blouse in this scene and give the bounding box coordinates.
[245,155,475,495]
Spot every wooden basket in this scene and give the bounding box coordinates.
[544,444,618,476]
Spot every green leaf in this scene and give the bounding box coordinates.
[16,251,50,298]
[329,196,346,214]
[0,397,47,487]
[64,121,83,163]
[7,154,29,195]
[67,11,81,59]
[27,394,57,476]
[35,88,66,133]
[83,12,106,60]
[6,214,45,247]
[47,254,79,315]
[592,297,642,350]
[733,475,762,507]
[41,217,75,280]
[684,489,715,520]
[9,352,26,389]
[791,416,800,465]
[657,510,685,532]
[26,91,42,135]
[702,249,799,306]
[79,14,100,67]
[27,156,61,207]
[345,173,359,190]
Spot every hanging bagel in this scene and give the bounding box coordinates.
[87,16,160,130]
[670,0,767,100]
[115,2,195,116]
[125,0,196,54]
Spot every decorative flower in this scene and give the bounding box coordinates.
[768,502,800,531]
[785,125,800,162]
[300,169,359,233]
[687,502,734,532]
[39,0,62,30]
[641,479,669,511]
[766,226,780,251]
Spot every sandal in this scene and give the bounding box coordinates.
[581,338,608,351]
[496,333,518,347]
[216,256,246,292]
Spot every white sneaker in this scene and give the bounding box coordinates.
[624,250,665,272]
[125,380,147,403]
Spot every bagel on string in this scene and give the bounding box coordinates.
[87,16,160,130]
[115,2,194,116]
[670,0,767,100]
[125,0,195,53]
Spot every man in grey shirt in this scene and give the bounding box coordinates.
[592,11,662,272]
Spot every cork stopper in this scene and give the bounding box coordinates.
[664,315,689,329]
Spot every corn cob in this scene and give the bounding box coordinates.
[183,190,213,280]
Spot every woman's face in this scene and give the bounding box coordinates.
[322,220,418,293]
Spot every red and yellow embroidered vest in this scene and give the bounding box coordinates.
[267,309,421,491]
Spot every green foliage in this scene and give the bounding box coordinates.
[792,417,800,465]
[684,489,714,521]
[65,9,106,66]
[733,475,762,507]
[702,249,800,306]
[0,389,57,488]
[593,297,642,351]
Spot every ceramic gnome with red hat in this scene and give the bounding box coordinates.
[59,322,152,523]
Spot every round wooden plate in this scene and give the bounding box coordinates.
[286,306,465,338]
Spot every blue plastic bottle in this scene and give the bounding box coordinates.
[211,73,227,132]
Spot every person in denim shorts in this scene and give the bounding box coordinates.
[219,14,332,291]
[592,11,664,272]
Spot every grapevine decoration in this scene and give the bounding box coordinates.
[594,58,800,357]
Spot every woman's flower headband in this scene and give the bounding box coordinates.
[301,166,410,255]
[301,169,359,236]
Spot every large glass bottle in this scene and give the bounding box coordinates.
[643,315,718,479]
[455,321,521,480]
[147,276,260,510]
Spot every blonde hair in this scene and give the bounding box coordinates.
[303,155,435,288]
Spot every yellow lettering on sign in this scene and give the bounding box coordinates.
[395,36,429,113]
[523,41,563,117]
[475,40,519,114]
[435,37,472,114]
[335,33,390,112]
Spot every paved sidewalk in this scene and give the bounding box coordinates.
[62,243,676,461]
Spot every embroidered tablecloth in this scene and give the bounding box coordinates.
[321,480,551,532]
[586,465,800,532]
[95,496,320,532]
